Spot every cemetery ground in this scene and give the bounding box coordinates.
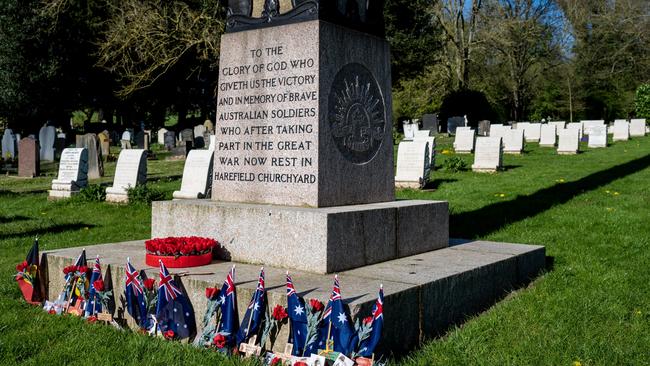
[1,137,649,365]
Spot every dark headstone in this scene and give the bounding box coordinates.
[109,131,120,146]
[18,137,39,177]
[164,131,176,150]
[179,129,193,147]
[422,114,438,133]
[134,131,145,149]
[54,134,67,161]
[75,133,104,179]
[447,116,465,134]
[478,120,491,136]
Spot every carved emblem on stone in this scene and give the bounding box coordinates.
[329,63,385,164]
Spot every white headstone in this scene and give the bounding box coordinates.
[539,125,557,146]
[581,120,605,135]
[630,119,646,137]
[193,124,206,140]
[49,148,88,199]
[157,128,168,145]
[515,122,530,131]
[453,129,475,153]
[472,137,502,172]
[2,129,16,159]
[489,124,510,141]
[413,134,436,168]
[588,125,607,148]
[558,128,580,154]
[395,140,430,189]
[38,125,56,161]
[503,128,524,154]
[207,135,216,151]
[402,122,418,140]
[566,122,583,139]
[105,149,147,203]
[172,150,215,199]
[414,130,431,138]
[548,121,566,134]
[524,123,542,142]
[613,120,630,141]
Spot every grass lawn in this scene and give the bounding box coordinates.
[1,135,649,365]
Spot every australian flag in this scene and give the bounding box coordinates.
[236,267,265,345]
[218,265,238,348]
[286,272,308,356]
[84,256,103,317]
[357,284,384,357]
[124,258,148,330]
[318,275,356,356]
[155,260,196,340]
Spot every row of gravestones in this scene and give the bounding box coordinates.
[48,145,215,203]
[2,125,60,162]
[396,119,648,185]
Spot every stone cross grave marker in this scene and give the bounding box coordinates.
[588,125,607,148]
[558,128,579,154]
[503,128,524,154]
[453,129,475,153]
[105,149,147,203]
[18,137,39,177]
[539,125,557,147]
[238,335,262,358]
[472,137,502,172]
[48,148,88,199]
[38,125,56,161]
[613,120,630,141]
[2,128,16,160]
[157,128,168,145]
[76,133,104,179]
[173,149,214,199]
[395,140,430,189]
[548,121,566,134]
[630,119,646,137]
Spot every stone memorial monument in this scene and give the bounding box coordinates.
[524,123,541,142]
[588,125,607,148]
[413,132,436,169]
[164,131,176,150]
[453,129,475,153]
[566,122,583,138]
[18,137,39,177]
[134,131,145,149]
[581,120,605,136]
[539,125,557,147]
[630,119,646,137]
[193,124,207,148]
[478,120,491,136]
[402,121,418,140]
[515,121,530,132]
[489,124,508,141]
[422,114,438,132]
[76,133,104,179]
[548,121,566,134]
[38,125,56,161]
[207,135,217,151]
[503,128,524,154]
[179,129,193,147]
[395,141,430,189]
[472,137,502,172]
[105,149,147,203]
[447,116,465,134]
[157,128,168,145]
[172,149,215,199]
[48,148,88,199]
[558,128,579,154]
[2,129,16,160]
[98,131,110,157]
[54,133,67,160]
[613,120,630,141]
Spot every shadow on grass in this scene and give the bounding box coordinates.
[0,223,96,241]
[451,153,650,238]
[0,215,30,224]
[424,178,457,190]
[0,188,48,196]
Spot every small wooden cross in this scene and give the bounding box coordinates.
[238,335,262,358]
[273,343,294,365]
[97,312,114,324]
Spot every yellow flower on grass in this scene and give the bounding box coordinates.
[634,310,642,316]
[556,178,566,183]
[605,190,610,194]
[573,361,582,366]
[494,193,506,198]
[441,149,452,155]
[613,192,620,196]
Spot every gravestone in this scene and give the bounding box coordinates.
[515,122,530,132]
[524,123,541,142]
[54,133,67,160]
[478,120,491,136]
[588,125,607,148]
[394,140,430,189]
[548,121,566,134]
[48,148,88,199]
[539,125,557,147]
[422,114,438,132]
[613,120,630,141]
[566,122,583,139]
[172,150,215,199]
[18,137,39,177]
[105,149,147,203]
[472,137,502,173]
[558,128,579,154]
[109,131,120,146]
[630,119,646,137]
[402,121,418,140]
[207,135,216,151]
[179,129,193,147]
[453,129,475,154]
[164,131,176,150]
[414,130,432,138]
[203,119,214,133]
[75,133,104,179]
[39,125,56,161]
[503,128,524,154]
[98,131,110,157]
[2,129,16,160]
[413,133,436,169]
[194,124,207,148]
[157,128,168,145]
[581,120,605,136]
[489,124,508,141]
[447,116,465,134]
[134,131,145,149]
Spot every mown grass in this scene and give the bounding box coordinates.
[1,135,649,365]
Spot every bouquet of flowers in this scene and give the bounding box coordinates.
[144,236,218,268]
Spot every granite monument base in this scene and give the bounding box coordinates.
[152,199,449,274]
[47,189,79,200]
[42,239,545,356]
[105,192,129,203]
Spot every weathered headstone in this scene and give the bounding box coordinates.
[172,150,214,199]
[630,119,646,137]
[524,123,541,142]
[157,128,168,145]
[2,129,16,160]
[402,121,418,140]
[588,125,607,148]
[566,122,583,139]
[75,133,104,179]
[164,131,176,150]
[613,120,630,141]
[395,140,430,189]
[548,121,566,134]
[581,120,605,136]
[98,131,110,157]
[194,124,207,148]
[453,129,475,153]
[539,125,557,147]
[422,114,438,133]
[447,116,465,134]
[203,119,214,133]
[18,137,39,177]
[179,129,193,147]
[558,128,579,154]
[48,148,88,199]
[38,125,56,161]
[472,137,502,172]
[478,120,491,136]
[105,149,147,203]
[503,128,524,154]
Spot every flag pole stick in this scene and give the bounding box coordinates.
[244,267,262,342]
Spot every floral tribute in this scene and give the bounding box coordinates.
[144,236,218,268]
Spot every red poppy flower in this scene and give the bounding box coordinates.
[48,309,56,315]
[144,278,156,291]
[62,265,77,275]
[164,330,175,340]
[309,299,324,312]
[213,334,226,348]
[87,316,98,323]
[93,279,105,292]
[363,316,373,325]
[205,287,219,299]
[16,261,28,272]
[77,266,89,274]
[294,362,308,366]
[270,357,281,365]
[272,305,288,321]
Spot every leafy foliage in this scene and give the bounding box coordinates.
[73,185,107,203]
[126,184,165,205]
[441,156,468,172]
[635,84,650,119]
